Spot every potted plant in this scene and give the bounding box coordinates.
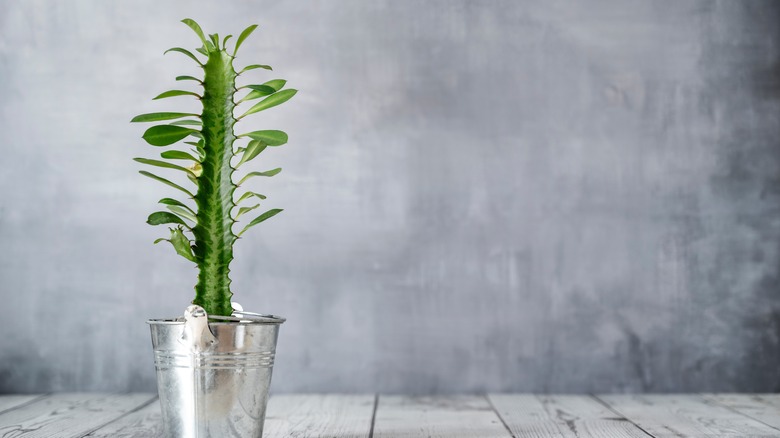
[131,18,296,437]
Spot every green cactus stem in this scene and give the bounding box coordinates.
[192,47,238,316]
[131,19,296,316]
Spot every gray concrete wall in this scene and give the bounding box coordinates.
[1,0,779,394]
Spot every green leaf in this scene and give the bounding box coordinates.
[176,75,201,82]
[222,34,233,50]
[134,158,196,176]
[153,237,167,244]
[161,150,200,161]
[153,90,201,100]
[131,112,197,123]
[196,47,208,56]
[236,191,267,204]
[239,90,270,103]
[164,47,203,65]
[158,198,195,213]
[185,141,205,159]
[147,211,186,226]
[142,125,197,146]
[238,80,287,103]
[241,130,288,146]
[170,227,196,262]
[237,168,282,185]
[167,205,197,223]
[238,208,283,236]
[236,140,267,167]
[233,24,258,55]
[235,203,260,219]
[181,19,209,47]
[243,84,276,94]
[169,120,202,126]
[240,64,272,74]
[239,89,297,118]
[139,171,194,198]
[209,33,220,48]
[263,79,287,91]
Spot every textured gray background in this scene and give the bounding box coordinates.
[1,0,779,394]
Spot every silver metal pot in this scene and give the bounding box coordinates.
[148,305,285,438]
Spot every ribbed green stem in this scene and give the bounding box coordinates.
[192,49,237,316]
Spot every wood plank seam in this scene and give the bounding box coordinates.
[489,393,658,438]
[83,395,160,437]
[263,394,376,437]
[374,395,514,437]
[368,394,378,438]
[485,393,517,438]
[83,398,162,437]
[0,393,158,438]
[700,394,780,433]
[0,394,50,416]
[76,394,159,438]
[590,394,656,438]
[597,394,780,437]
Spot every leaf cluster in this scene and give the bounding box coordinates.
[131,18,296,265]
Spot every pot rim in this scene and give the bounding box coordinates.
[147,312,285,325]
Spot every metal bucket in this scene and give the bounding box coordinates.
[148,305,285,438]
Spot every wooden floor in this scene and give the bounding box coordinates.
[0,393,778,437]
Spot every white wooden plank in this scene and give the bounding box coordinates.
[489,394,650,437]
[85,398,161,438]
[0,393,156,438]
[372,395,512,438]
[488,394,567,437]
[598,394,780,437]
[703,394,780,431]
[758,394,780,408]
[0,395,45,415]
[263,394,375,438]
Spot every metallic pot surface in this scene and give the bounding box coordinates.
[148,305,284,438]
